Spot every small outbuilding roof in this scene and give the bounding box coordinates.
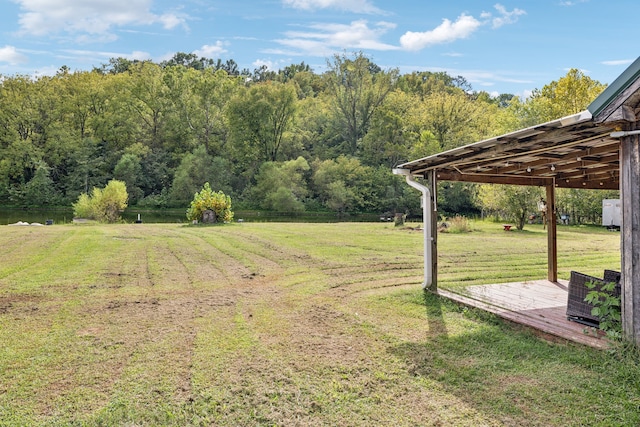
[396,57,640,191]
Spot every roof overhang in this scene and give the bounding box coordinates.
[396,57,640,191]
[396,110,621,190]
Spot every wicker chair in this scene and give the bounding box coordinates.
[603,269,622,286]
[566,270,621,327]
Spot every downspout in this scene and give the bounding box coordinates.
[393,168,433,289]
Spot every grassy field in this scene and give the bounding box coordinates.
[0,221,637,426]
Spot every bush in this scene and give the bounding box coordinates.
[585,280,622,340]
[444,215,471,233]
[72,193,95,219]
[72,180,128,223]
[186,183,234,223]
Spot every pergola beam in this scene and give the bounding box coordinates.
[435,171,553,187]
[433,170,619,189]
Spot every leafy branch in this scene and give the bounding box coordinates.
[585,280,621,340]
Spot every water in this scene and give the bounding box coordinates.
[0,208,74,225]
[0,207,384,225]
[0,207,185,225]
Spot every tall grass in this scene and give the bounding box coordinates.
[441,215,471,233]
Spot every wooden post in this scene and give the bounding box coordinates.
[546,183,558,282]
[427,170,438,291]
[620,132,640,344]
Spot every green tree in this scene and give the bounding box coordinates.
[57,137,109,203]
[360,90,422,167]
[407,130,440,161]
[57,70,108,140]
[227,82,298,163]
[324,52,398,155]
[0,75,46,194]
[556,188,619,225]
[161,66,240,157]
[113,153,143,204]
[10,161,59,207]
[478,184,542,230]
[396,71,472,99]
[420,91,485,150]
[126,62,170,149]
[518,69,606,125]
[73,180,128,223]
[277,62,313,83]
[312,156,376,213]
[97,57,147,74]
[88,72,138,152]
[178,68,240,155]
[170,145,233,206]
[186,182,233,223]
[290,95,341,160]
[161,52,215,70]
[250,157,310,212]
[438,182,480,217]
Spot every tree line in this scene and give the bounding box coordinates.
[0,51,618,223]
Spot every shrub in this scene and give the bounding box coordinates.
[585,280,622,340]
[446,215,471,233]
[186,183,234,223]
[72,180,128,223]
[72,193,95,219]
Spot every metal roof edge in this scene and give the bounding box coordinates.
[397,110,593,170]
[588,56,640,118]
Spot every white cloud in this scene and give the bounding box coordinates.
[75,34,119,44]
[491,4,526,29]
[253,59,286,71]
[453,68,533,88]
[276,20,398,56]
[602,59,635,66]
[559,0,588,6]
[521,89,533,99]
[253,59,273,70]
[128,50,153,61]
[60,49,151,63]
[563,67,589,75]
[193,41,228,58]
[282,0,383,14]
[14,0,187,39]
[158,13,186,30]
[400,14,481,51]
[0,45,28,65]
[399,5,525,51]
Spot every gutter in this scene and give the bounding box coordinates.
[611,130,640,138]
[392,168,433,289]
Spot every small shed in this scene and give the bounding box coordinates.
[394,57,640,345]
[602,199,621,228]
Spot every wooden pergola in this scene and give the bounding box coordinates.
[395,57,640,345]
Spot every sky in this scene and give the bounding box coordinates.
[0,0,638,97]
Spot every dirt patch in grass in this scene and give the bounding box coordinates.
[0,294,42,314]
[1,223,637,427]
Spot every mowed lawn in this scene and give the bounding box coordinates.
[0,221,637,426]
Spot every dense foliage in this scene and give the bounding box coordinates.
[0,51,616,222]
[72,179,128,223]
[186,182,233,223]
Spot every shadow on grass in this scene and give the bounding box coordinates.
[387,291,640,425]
[422,290,449,337]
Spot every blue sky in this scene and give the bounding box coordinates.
[0,0,638,97]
